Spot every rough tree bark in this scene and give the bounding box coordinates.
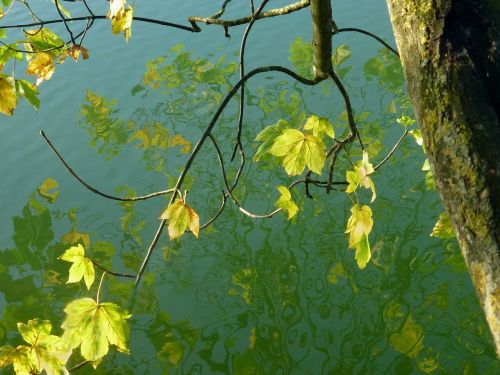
[310,0,333,80]
[385,0,500,355]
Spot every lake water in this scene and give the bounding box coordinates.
[1,1,499,374]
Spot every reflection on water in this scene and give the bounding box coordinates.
[1,42,499,375]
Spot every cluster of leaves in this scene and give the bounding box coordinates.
[254,114,379,269]
[0,0,134,116]
[0,243,132,374]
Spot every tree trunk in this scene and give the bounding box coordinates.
[386,0,500,355]
[310,0,333,80]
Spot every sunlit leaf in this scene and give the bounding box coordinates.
[26,52,55,85]
[253,119,288,161]
[275,185,298,219]
[269,128,326,175]
[59,244,95,289]
[107,0,126,19]
[409,128,423,146]
[160,198,199,240]
[24,28,65,56]
[0,74,16,115]
[303,114,334,139]
[345,204,373,268]
[17,319,70,375]
[37,177,59,203]
[397,115,416,127]
[345,151,376,202]
[61,298,131,363]
[0,345,35,375]
[431,212,455,238]
[111,6,133,42]
[16,79,39,110]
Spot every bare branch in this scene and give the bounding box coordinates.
[188,0,310,29]
[374,130,409,171]
[335,27,399,57]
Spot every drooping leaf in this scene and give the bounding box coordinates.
[68,45,89,61]
[26,52,55,85]
[51,0,71,18]
[107,0,126,18]
[37,177,59,203]
[61,298,131,363]
[160,198,199,240]
[16,79,40,110]
[59,244,95,289]
[345,204,373,268]
[332,44,352,66]
[0,74,16,115]
[111,6,133,42]
[275,185,298,219]
[431,212,455,238]
[345,151,376,202]
[253,119,288,161]
[269,128,326,175]
[16,319,70,375]
[303,115,334,139]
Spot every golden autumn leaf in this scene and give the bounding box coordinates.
[0,75,16,116]
[160,198,199,240]
[68,44,89,61]
[26,52,55,85]
[111,6,133,42]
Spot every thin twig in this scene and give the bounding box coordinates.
[54,0,76,45]
[68,360,89,372]
[374,130,409,170]
[40,130,177,202]
[91,259,135,279]
[335,27,399,57]
[96,271,106,305]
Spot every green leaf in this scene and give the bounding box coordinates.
[390,315,424,358]
[59,244,95,289]
[61,298,131,363]
[354,233,371,269]
[288,37,312,77]
[269,128,326,176]
[431,212,455,238]
[16,319,70,375]
[16,79,40,110]
[25,28,65,54]
[275,185,298,219]
[409,128,423,146]
[345,151,376,202]
[0,74,16,116]
[160,198,199,240]
[303,115,334,139]
[332,44,351,66]
[253,119,289,161]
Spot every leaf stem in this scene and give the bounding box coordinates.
[96,271,106,305]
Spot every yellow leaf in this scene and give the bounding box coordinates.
[59,244,95,289]
[68,45,89,61]
[160,198,199,240]
[431,212,455,238]
[269,128,326,176]
[37,177,59,203]
[26,52,55,85]
[107,0,126,19]
[275,185,298,219]
[304,114,334,138]
[111,6,133,42]
[345,204,373,248]
[0,75,16,116]
[170,133,192,153]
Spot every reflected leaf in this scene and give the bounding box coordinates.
[390,315,424,358]
[37,177,59,204]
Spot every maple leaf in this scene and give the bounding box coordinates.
[345,204,373,269]
[59,244,95,289]
[269,128,326,176]
[61,298,131,363]
[275,185,298,219]
[160,197,200,240]
[0,345,35,375]
[253,119,288,161]
[0,74,16,115]
[26,52,55,85]
[303,114,335,139]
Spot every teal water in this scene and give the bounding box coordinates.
[1,1,499,374]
